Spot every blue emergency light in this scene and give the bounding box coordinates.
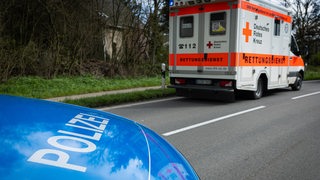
[169,0,174,6]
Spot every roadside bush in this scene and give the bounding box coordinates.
[0,38,18,82]
[0,39,42,82]
[309,52,320,66]
[0,39,40,81]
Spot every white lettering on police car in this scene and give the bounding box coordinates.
[58,130,102,141]
[68,113,108,131]
[27,113,109,172]
[28,149,87,172]
[47,135,97,153]
[66,123,103,133]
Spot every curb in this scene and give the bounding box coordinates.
[46,86,162,102]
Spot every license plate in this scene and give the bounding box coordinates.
[196,79,212,85]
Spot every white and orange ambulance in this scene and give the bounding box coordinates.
[168,0,305,99]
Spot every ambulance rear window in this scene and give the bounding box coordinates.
[210,12,226,35]
[274,18,281,36]
[180,16,194,38]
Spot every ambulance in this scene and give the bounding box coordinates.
[168,0,305,99]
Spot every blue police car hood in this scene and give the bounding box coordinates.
[0,95,198,180]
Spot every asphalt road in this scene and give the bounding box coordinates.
[99,80,320,180]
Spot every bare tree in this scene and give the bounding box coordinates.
[289,0,320,63]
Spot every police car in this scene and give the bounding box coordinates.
[0,95,199,179]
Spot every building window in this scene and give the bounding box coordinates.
[274,18,281,36]
[210,12,226,35]
[180,16,194,38]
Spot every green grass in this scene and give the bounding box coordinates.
[63,88,176,108]
[0,76,167,99]
[305,66,320,80]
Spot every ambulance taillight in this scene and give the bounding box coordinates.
[219,81,233,88]
[175,78,187,85]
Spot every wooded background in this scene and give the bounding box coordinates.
[0,0,319,81]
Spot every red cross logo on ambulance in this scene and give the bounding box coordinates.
[242,22,252,43]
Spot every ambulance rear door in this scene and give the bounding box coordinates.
[169,1,238,79]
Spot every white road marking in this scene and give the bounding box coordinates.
[303,80,320,83]
[97,97,183,111]
[162,106,266,137]
[292,91,320,100]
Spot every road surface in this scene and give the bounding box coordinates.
[99,80,320,180]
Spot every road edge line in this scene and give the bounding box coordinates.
[292,91,320,100]
[162,106,266,137]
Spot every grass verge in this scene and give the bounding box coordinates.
[305,66,320,80]
[0,76,167,99]
[63,88,176,108]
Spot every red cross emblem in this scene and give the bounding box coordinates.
[242,22,252,43]
[207,41,213,49]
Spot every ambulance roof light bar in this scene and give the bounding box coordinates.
[169,0,213,7]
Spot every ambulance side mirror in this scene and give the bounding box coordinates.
[301,45,310,63]
[296,45,309,57]
[290,35,301,56]
[301,45,309,56]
